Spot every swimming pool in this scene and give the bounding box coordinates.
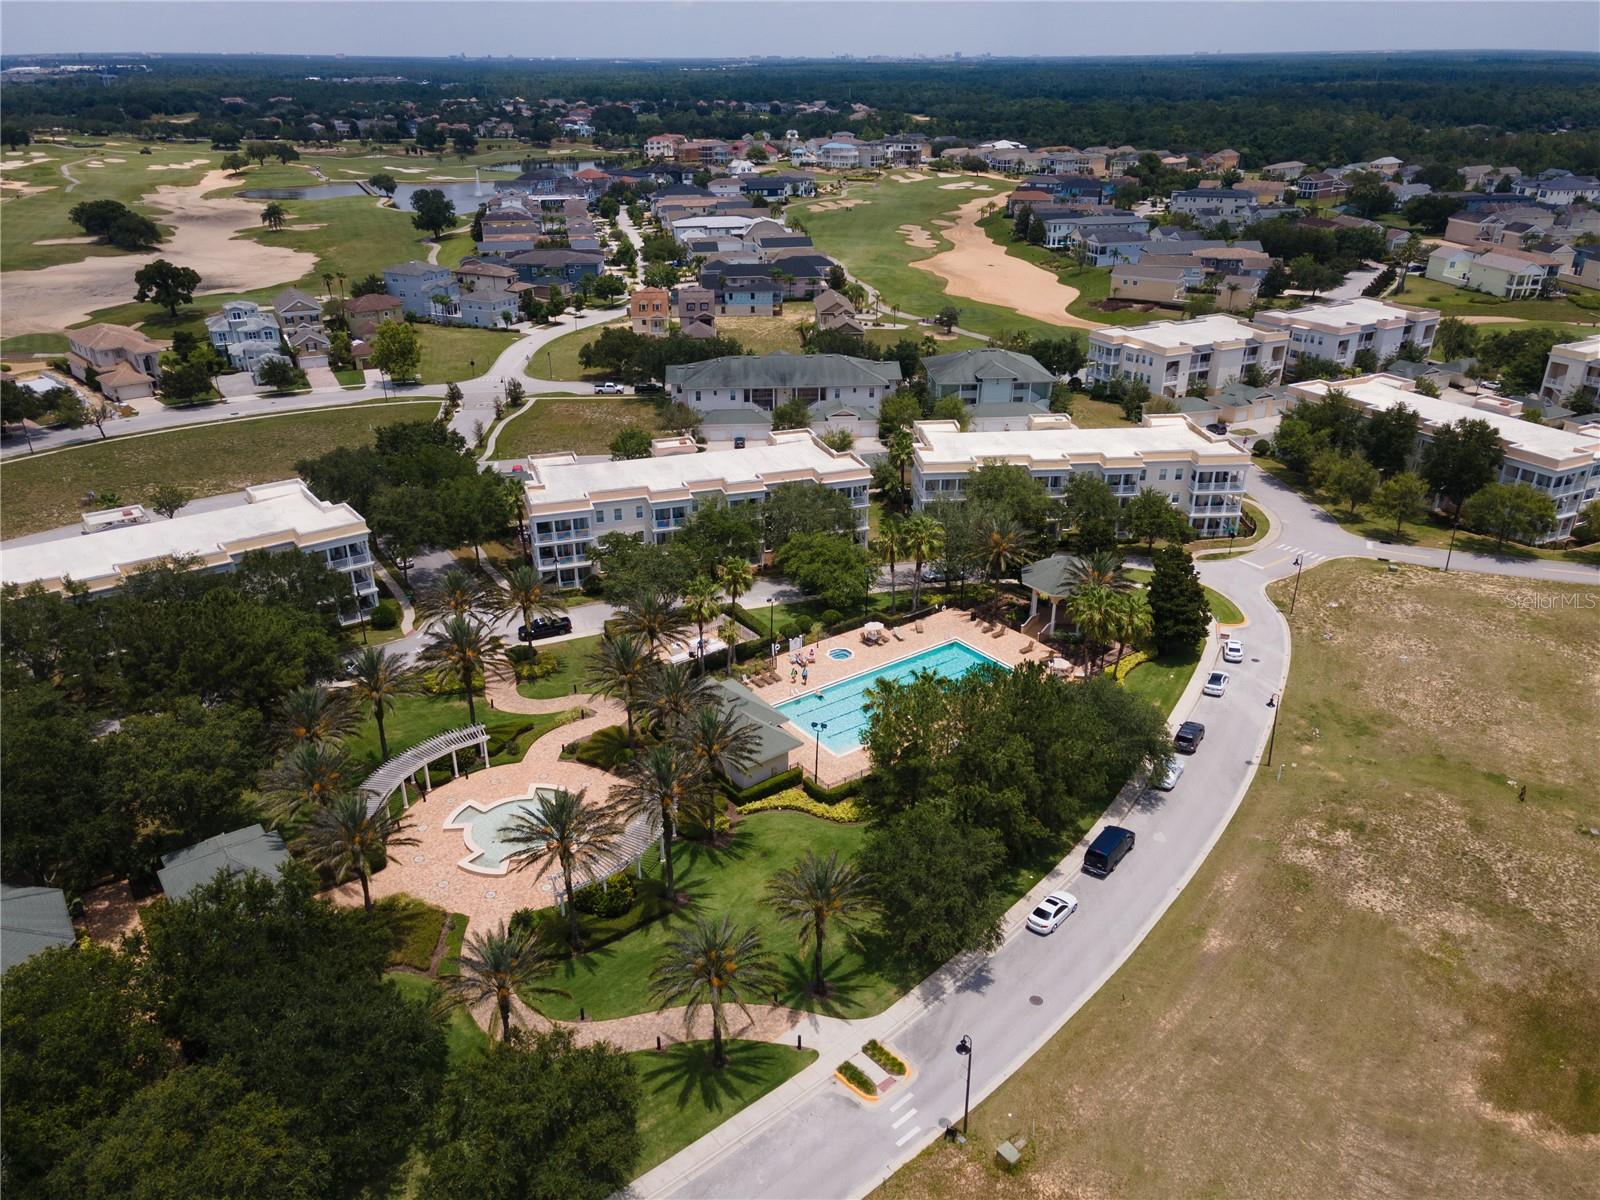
[444,787,559,874]
[776,640,1006,754]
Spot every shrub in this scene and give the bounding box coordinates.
[368,598,401,630]
[507,644,560,682]
[570,724,637,770]
[836,1061,877,1096]
[778,619,804,641]
[1252,437,1273,457]
[679,801,731,842]
[740,789,864,823]
[1111,650,1152,682]
[728,766,803,804]
[508,907,540,940]
[862,1040,907,1075]
[800,775,863,804]
[821,609,843,627]
[572,871,636,918]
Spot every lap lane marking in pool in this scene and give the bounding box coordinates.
[775,639,1006,754]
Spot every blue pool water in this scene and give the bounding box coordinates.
[452,788,557,872]
[776,640,1005,753]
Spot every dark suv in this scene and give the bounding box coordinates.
[1174,720,1206,754]
[1084,826,1136,877]
[518,616,573,642]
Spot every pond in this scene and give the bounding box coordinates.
[236,160,615,205]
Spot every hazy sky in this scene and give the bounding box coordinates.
[4,1,1598,59]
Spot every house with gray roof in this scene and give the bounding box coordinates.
[667,352,903,419]
[709,679,803,788]
[384,260,457,319]
[157,824,291,901]
[205,300,290,382]
[922,349,1055,419]
[1,883,75,972]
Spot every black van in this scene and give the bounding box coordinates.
[1083,826,1136,877]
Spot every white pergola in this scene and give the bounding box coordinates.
[361,724,490,815]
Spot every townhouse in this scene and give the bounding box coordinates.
[629,286,671,337]
[452,260,522,327]
[205,300,289,381]
[922,348,1056,425]
[0,479,381,616]
[908,413,1252,536]
[505,248,605,287]
[1170,188,1259,223]
[1037,210,1150,255]
[672,285,717,336]
[1037,149,1109,177]
[739,172,817,201]
[665,353,902,417]
[1252,298,1439,367]
[1291,171,1349,201]
[384,260,458,319]
[1424,244,1558,299]
[1514,172,1600,206]
[1539,334,1600,404]
[1089,313,1289,398]
[1288,374,1600,541]
[65,323,168,402]
[518,430,872,585]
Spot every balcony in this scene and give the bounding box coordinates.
[1191,481,1244,494]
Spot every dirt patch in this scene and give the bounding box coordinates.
[0,169,318,335]
[911,193,1104,330]
[898,223,937,249]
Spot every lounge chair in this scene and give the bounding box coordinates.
[1020,642,1034,655]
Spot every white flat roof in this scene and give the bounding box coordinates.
[1,479,368,591]
[523,431,869,510]
[1551,334,1600,359]
[1297,376,1600,465]
[1094,313,1278,352]
[1261,297,1435,327]
[914,415,1249,469]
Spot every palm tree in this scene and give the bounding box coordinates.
[417,614,508,724]
[609,741,708,898]
[681,576,724,675]
[503,788,622,951]
[873,516,906,613]
[260,202,288,231]
[618,591,690,653]
[766,850,877,996]
[1063,548,1132,594]
[345,646,416,761]
[296,792,418,912]
[321,271,334,298]
[415,566,492,626]
[902,513,945,610]
[1107,590,1154,675]
[265,741,352,825]
[714,557,755,617]
[587,631,652,740]
[278,683,357,746]
[644,660,718,737]
[445,921,569,1042]
[716,617,742,676]
[983,516,1036,586]
[650,916,782,1068]
[680,701,762,781]
[1064,583,1118,675]
[498,563,566,649]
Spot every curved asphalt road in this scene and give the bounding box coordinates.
[627,469,1595,1200]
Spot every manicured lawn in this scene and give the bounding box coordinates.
[494,393,668,457]
[415,323,518,384]
[889,560,1600,1198]
[1119,646,1202,716]
[792,176,1065,339]
[631,1040,817,1173]
[527,813,914,1022]
[514,633,603,700]
[1124,568,1244,625]
[0,400,440,539]
[976,213,1147,328]
[524,320,623,381]
[0,333,70,357]
[1068,396,1134,428]
[385,972,490,1073]
[757,590,947,638]
[344,692,582,773]
[1388,276,1600,325]
[375,894,453,971]
[1190,500,1272,553]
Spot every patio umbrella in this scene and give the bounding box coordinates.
[1047,656,1071,673]
[862,621,885,634]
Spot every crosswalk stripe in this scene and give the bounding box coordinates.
[895,1125,923,1147]
[889,1091,916,1113]
[892,1108,917,1129]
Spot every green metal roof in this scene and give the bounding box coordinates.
[0,884,75,971]
[922,348,1055,387]
[157,824,290,901]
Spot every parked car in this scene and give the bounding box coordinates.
[1083,826,1136,877]
[518,616,574,641]
[595,381,627,394]
[1154,758,1184,791]
[1025,891,1079,935]
[1222,639,1245,663]
[1174,720,1206,754]
[1205,422,1229,436]
[634,380,664,393]
[1203,670,1231,697]
[920,564,967,583]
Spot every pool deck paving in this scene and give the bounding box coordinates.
[743,606,1040,786]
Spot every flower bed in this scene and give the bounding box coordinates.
[740,789,864,823]
[862,1039,907,1075]
[836,1061,877,1098]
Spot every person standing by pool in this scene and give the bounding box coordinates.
[801,664,809,686]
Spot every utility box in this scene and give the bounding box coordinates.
[995,1141,1022,1169]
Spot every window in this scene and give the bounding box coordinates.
[613,508,623,521]
[635,505,644,519]
[1159,468,1168,480]
[595,509,606,524]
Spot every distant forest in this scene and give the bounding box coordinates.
[4,52,1598,172]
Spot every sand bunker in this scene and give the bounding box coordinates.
[33,236,98,245]
[937,181,994,192]
[0,169,318,336]
[284,223,326,231]
[892,172,926,183]
[932,219,955,227]
[0,181,56,197]
[146,158,211,171]
[807,198,871,212]
[911,193,1104,330]
[899,223,937,249]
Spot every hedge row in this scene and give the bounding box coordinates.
[728,767,804,805]
[740,789,864,823]
[836,1061,877,1097]
[801,774,863,804]
[862,1040,907,1075]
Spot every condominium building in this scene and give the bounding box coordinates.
[0,480,380,616]
[909,413,1252,536]
[1539,334,1600,403]
[518,430,872,586]
[1252,298,1440,367]
[1088,314,1290,398]
[1288,374,1600,541]
[921,348,1056,421]
[665,353,903,416]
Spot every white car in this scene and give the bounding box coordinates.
[1222,640,1245,664]
[1203,670,1230,697]
[594,381,627,394]
[1025,891,1079,935]
[1154,758,1184,791]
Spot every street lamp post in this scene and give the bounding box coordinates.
[1288,554,1304,615]
[1443,516,1460,573]
[810,722,827,779]
[955,1035,973,1138]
